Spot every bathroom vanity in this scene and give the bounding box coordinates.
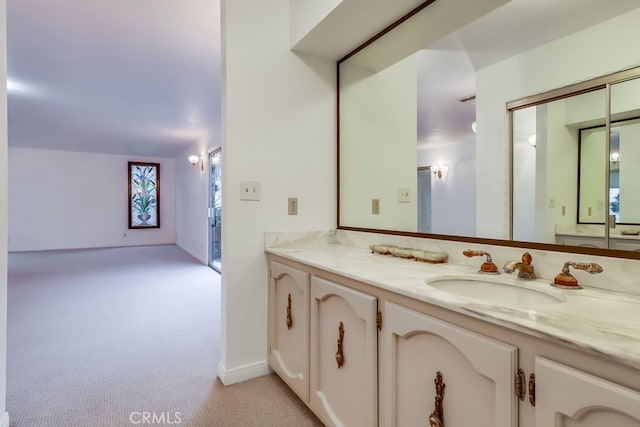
[265,232,640,427]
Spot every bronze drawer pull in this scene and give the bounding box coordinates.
[286,294,293,330]
[428,371,445,427]
[516,368,526,401]
[335,321,345,368]
[529,373,536,406]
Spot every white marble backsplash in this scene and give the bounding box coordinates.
[264,230,337,249]
[336,229,640,297]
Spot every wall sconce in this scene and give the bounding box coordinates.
[528,134,537,148]
[471,121,477,134]
[188,155,204,171]
[432,163,448,179]
[610,152,620,164]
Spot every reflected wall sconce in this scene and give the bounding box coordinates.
[610,152,620,164]
[188,155,204,171]
[528,134,537,148]
[471,121,477,134]
[432,164,448,179]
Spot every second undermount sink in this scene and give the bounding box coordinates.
[425,276,566,309]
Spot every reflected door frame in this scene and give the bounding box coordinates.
[209,148,222,272]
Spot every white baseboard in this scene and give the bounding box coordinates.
[0,412,9,427]
[217,360,272,385]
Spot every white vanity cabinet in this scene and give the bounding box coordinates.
[609,238,640,252]
[380,302,518,427]
[266,255,640,427]
[535,357,640,426]
[555,234,607,248]
[309,276,378,427]
[268,261,310,401]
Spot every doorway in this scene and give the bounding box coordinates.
[417,166,432,233]
[209,149,222,271]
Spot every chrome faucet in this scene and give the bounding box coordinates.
[503,252,536,280]
[552,261,603,289]
[463,249,499,274]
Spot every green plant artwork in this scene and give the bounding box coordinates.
[128,162,160,228]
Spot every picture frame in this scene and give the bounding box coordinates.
[128,161,160,229]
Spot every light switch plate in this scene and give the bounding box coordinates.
[240,181,260,201]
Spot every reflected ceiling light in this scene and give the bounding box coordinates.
[528,134,537,147]
[432,163,448,179]
[471,121,477,134]
[6,78,39,95]
[610,152,620,164]
[188,154,204,171]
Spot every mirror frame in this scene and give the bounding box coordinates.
[336,0,640,261]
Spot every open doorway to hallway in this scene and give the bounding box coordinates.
[209,149,222,272]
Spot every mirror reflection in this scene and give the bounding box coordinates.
[338,0,640,254]
[513,78,640,251]
[513,89,607,248]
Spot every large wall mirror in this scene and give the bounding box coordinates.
[338,0,640,257]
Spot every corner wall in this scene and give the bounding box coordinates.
[0,0,9,423]
[175,142,210,265]
[219,0,335,384]
[8,147,176,252]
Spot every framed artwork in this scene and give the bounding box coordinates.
[128,162,160,229]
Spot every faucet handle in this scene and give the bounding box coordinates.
[463,249,499,274]
[521,252,532,265]
[552,261,603,289]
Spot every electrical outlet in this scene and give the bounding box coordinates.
[372,199,380,214]
[398,188,410,203]
[288,197,298,215]
[240,181,261,201]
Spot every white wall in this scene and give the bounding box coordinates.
[475,7,640,239]
[289,0,342,47]
[219,0,335,384]
[340,55,417,231]
[418,140,476,236]
[8,147,176,252]
[619,123,640,223]
[175,142,210,264]
[0,0,9,423]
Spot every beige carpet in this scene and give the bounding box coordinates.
[7,245,322,427]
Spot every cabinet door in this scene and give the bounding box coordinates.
[535,357,640,427]
[380,302,518,427]
[309,276,378,427]
[268,261,309,401]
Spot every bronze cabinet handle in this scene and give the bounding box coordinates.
[529,373,536,406]
[286,294,293,330]
[335,321,345,369]
[428,371,445,427]
[516,368,526,401]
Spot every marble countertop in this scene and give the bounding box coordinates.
[265,242,640,371]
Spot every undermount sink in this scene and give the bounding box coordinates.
[425,276,565,309]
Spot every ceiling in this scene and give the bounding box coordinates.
[8,1,640,158]
[417,0,640,146]
[7,0,221,158]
